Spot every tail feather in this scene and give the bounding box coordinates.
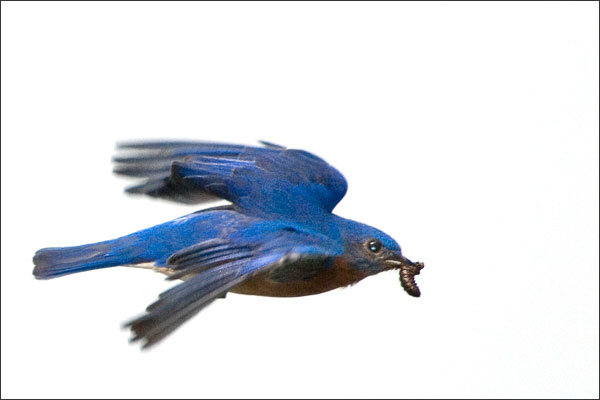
[33,240,138,279]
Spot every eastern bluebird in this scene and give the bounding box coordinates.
[33,140,424,348]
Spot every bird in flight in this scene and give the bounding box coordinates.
[33,140,424,348]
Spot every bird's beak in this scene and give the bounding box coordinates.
[384,255,424,297]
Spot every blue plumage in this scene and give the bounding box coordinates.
[33,140,424,348]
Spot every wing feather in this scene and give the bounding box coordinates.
[113,141,348,215]
[124,231,342,348]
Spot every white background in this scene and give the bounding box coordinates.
[1,2,598,398]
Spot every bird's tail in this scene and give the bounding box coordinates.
[33,238,147,279]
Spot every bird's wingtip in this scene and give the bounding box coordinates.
[258,140,286,149]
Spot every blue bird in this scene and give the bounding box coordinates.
[33,140,424,348]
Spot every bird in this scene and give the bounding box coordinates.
[33,140,425,348]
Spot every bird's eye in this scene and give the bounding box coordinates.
[367,239,382,253]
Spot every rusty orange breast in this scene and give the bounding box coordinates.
[230,257,369,298]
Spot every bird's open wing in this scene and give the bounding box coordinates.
[125,229,342,348]
[113,140,348,215]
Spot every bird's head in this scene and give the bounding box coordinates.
[338,218,424,297]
